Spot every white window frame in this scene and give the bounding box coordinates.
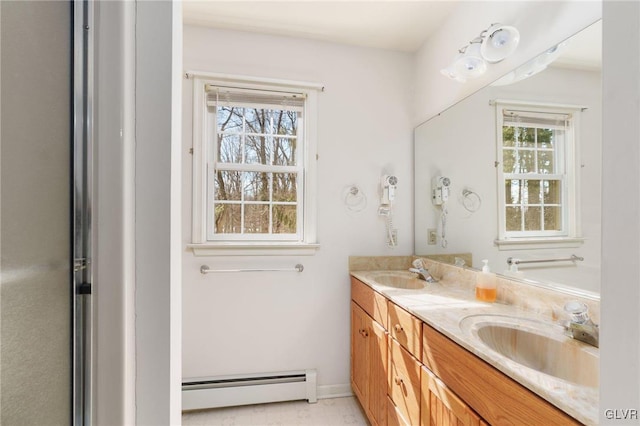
[494,100,584,250]
[187,72,320,256]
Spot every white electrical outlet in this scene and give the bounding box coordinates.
[428,229,437,245]
[388,229,398,246]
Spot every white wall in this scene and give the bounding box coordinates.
[414,66,602,293]
[413,1,601,125]
[181,26,414,394]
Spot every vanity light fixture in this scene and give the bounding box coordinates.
[441,23,520,83]
[453,41,487,80]
[480,23,521,63]
[491,40,568,87]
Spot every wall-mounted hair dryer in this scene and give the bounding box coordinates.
[381,175,398,206]
[379,175,398,247]
[432,176,450,205]
[431,176,450,248]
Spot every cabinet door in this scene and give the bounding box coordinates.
[351,302,370,405]
[421,366,481,426]
[369,319,388,426]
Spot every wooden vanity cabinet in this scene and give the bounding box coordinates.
[352,276,579,426]
[351,279,388,426]
[422,324,581,426]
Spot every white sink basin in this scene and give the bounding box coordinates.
[367,271,425,290]
[460,314,598,388]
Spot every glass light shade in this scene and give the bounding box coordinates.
[454,43,487,79]
[533,40,568,68]
[491,39,568,86]
[502,40,568,85]
[510,58,548,84]
[481,24,520,63]
[440,63,467,83]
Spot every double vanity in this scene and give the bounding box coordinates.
[349,256,598,426]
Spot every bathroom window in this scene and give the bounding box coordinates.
[495,102,582,248]
[189,75,319,255]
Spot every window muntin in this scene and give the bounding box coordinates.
[497,105,576,239]
[206,87,306,241]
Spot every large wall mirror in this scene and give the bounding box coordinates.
[414,20,601,297]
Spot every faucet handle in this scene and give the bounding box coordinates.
[564,300,590,324]
[563,300,599,347]
[412,258,425,269]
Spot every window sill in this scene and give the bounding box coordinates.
[187,242,320,256]
[494,237,585,251]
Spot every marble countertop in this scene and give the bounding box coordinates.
[351,270,598,426]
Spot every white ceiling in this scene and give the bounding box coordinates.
[182,1,459,53]
[183,2,601,69]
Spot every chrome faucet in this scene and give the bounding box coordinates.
[562,301,599,348]
[409,259,438,283]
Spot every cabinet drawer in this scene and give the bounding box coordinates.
[422,324,580,425]
[351,277,388,329]
[387,396,410,426]
[421,366,481,426]
[388,301,422,358]
[388,339,421,426]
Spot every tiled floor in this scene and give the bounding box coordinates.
[182,396,368,426]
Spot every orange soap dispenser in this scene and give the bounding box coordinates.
[475,259,497,302]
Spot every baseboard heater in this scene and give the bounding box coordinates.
[182,369,317,410]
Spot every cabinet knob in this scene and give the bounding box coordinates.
[394,377,403,386]
[359,329,369,338]
[394,324,403,333]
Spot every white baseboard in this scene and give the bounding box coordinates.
[317,384,353,400]
[182,369,317,410]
